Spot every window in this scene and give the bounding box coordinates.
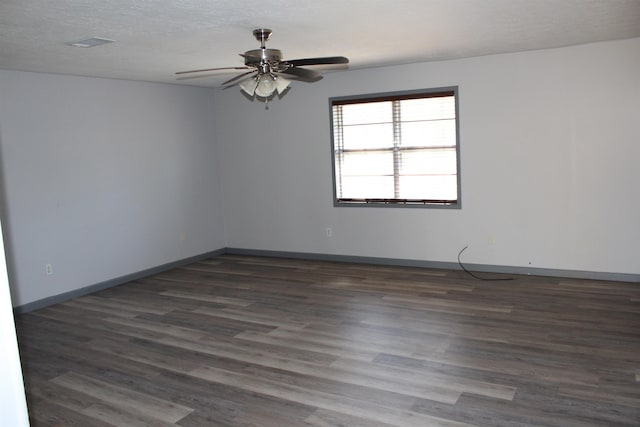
[330,87,460,208]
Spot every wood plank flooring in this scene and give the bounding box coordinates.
[15,254,640,426]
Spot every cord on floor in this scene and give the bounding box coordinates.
[457,246,514,281]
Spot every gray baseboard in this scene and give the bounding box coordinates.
[225,247,640,283]
[13,249,226,314]
[14,246,638,314]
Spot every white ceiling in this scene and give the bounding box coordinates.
[1,0,639,87]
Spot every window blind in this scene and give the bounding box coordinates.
[331,89,459,206]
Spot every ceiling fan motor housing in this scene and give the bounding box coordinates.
[245,29,289,74]
[244,48,283,66]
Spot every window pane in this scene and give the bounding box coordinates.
[399,148,457,175]
[400,119,456,148]
[398,175,458,200]
[400,97,455,121]
[340,176,394,199]
[341,102,392,125]
[343,123,394,150]
[337,151,394,199]
[339,151,393,176]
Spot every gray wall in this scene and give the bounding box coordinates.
[215,37,640,277]
[0,71,226,307]
[0,37,638,309]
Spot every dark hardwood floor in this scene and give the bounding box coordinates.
[15,254,640,426]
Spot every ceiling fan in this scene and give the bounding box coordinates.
[176,29,349,101]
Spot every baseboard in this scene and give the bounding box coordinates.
[13,249,226,314]
[14,246,638,314]
[225,247,640,283]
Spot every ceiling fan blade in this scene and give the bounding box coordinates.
[175,66,249,75]
[221,70,258,87]
[240,52,262,60]
[176,73,236,81]
[285,56,349,67]
[281,67,322,82]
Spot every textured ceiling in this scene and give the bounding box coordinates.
[1,0,640,87]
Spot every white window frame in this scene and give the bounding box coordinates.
[330,87,461,208]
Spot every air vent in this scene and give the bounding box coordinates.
[67,37,115,48]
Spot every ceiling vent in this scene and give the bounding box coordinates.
[66,37,115,48]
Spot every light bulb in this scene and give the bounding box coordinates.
[254,75,277,98]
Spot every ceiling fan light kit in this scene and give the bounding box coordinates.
[239,74,291,98]
[176,28,348,104]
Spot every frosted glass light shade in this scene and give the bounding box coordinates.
[275,76,291,94]
[239,74,291,99]
[239,78,258,96]
[254,75,277,98]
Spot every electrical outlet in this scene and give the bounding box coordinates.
[45,264,53,275]
[326,227,333,237]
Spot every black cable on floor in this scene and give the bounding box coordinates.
[457,246,515,281]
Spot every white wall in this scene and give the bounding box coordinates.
[0,71,226,307]
[215,38,640,276]
[0,217,29,426]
